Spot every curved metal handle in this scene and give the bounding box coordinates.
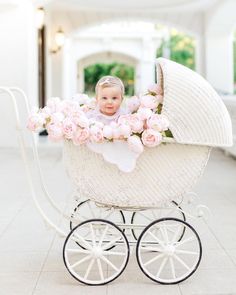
[0,87,67,237]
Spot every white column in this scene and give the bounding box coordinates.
[0,3,38,147]
[139,60,155,93]
[139,37,156,93]
[62,39,76,99]
[205,32,234,94]
[135,63,142,94]
[77,64,84,93]
[195,35,206,77]
[50,51,63,97]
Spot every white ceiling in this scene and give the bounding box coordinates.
[45,0,220,12]
[31,0,225,38]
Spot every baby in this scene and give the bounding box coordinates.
[87,75,127,125]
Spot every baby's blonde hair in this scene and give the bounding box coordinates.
[95,75,125,96]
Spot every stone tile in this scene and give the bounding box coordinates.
[0,251,47,272]
[225,249,236,266]
[42,250,66,272]
[179,268,236,295]
[107,270,181,295]
[0,272,39,295]
[32,271,108,295]
[199,249,235,270]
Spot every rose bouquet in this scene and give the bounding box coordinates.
[27,84,173,155]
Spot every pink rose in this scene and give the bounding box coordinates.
[137,107,153,120]
[62,118,77,139]
[148,84,163,95]
[112,127,121,139]
[89,119,104,129]
[30,107,39,114]
[72,128,90,145]
[51,112,65,124]
[141,129,162,147]
[41,106,52,116]
[110,121,118,129]
[93,121,104,129]
[87,98,96,109]
[117,114,130,125]
[127,135,144,154]
[118,124,132,138]
[129,114,144,133]
[72,93,90,105]
[27,113,45,131]
[61,100,80,116]
[47,123,64,142]
[47,97,61,113]
[126,96,141,113]
[90,126,104,143]
[147,114,169,132]
[81,105,90,113]
[140,95,159,110]
[105,122,120,139]
[72,114,89,128]
[103,125,113,139]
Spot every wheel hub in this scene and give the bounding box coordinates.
[92,246,103,258]
[164,244,175,256]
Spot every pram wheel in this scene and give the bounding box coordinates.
[136,218,202,284]
[70,200,126,250]
[63,219,130,285]
[70,200,125,230]
[131,201,186,241]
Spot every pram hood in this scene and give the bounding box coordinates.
[156,58,233,147]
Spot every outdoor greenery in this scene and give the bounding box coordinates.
[84,63,135,96]
[84,28,197,95]
[156,28,196,70]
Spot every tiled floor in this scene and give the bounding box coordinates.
[0,145,236,295]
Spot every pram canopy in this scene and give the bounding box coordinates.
[157,58,233,147]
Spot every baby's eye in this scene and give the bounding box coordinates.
[112,97,118,100]
[102,97,107,100]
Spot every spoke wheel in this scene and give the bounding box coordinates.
[136,218,202,284]
[131,201,186,241]
[63,219,130,285]
[70,200,125,250]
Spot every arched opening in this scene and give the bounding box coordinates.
[61,21,199,98]
[76,51,137,96]
[156,27,196,70]
[84,62,135,96]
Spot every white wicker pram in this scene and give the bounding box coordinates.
[2,58,232,287]
[61,58,232,285]
[64,58,232,210]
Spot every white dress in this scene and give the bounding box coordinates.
[86,106,128,125]
[85,106,139,172]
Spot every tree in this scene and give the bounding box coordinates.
[157,29,195,70]
[84,63,134,96]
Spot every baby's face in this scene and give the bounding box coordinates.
[96,86,123,116]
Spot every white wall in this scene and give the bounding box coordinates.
[0,3,38,147]
[60,35,160,99]
[205,33,234,93]
[204,0,236,94]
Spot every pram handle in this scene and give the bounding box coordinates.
[0,87,68,237]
